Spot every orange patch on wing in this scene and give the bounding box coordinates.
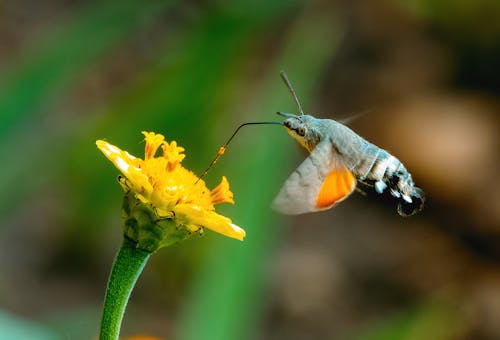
[316,168,356,208]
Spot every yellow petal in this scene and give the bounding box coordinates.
[210,176,235,205]
[142,131,165,160]
[174,204,245,241]
[162,140,186,170]
[96,140,153,195]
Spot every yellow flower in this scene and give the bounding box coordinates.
[96,132,245,251]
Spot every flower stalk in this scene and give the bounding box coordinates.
[100,238,151,340]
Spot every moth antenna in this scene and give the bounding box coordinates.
[280,70,305,116]
[196,121,283,183]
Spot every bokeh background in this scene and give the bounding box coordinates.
[1,1,499,339]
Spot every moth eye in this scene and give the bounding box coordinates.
[284,120,291,128]
[297,127,305,136]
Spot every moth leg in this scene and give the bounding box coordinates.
[402,194,413,203]
[374,180,387,194]
[355,187,367,196]
[390,188,401,198]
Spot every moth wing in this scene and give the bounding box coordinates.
[272,140,357,215]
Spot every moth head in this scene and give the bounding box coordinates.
[277,112,319,152]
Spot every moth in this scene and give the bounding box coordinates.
[272,71,425,216]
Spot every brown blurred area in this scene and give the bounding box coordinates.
[1,1,499,339]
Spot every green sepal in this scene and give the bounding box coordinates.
[121,191,194,252]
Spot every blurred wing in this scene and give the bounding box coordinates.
[272,140,356,215]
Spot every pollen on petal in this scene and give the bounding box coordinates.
[101,142,121,156]
[115,156,131,173]
[97,140,136,174]
[96,140,116,155]
[211,176,235,205]
[124,151,137,160]
[97,139,152,196]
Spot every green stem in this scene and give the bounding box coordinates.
[99,238,151,340]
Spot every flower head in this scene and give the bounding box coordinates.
[97,132,245,251]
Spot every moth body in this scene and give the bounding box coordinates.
[274,113,425,216]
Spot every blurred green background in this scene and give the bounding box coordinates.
[1,1,499,339]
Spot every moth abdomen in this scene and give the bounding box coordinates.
[397,186,425,216]
[354,146,425,216]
